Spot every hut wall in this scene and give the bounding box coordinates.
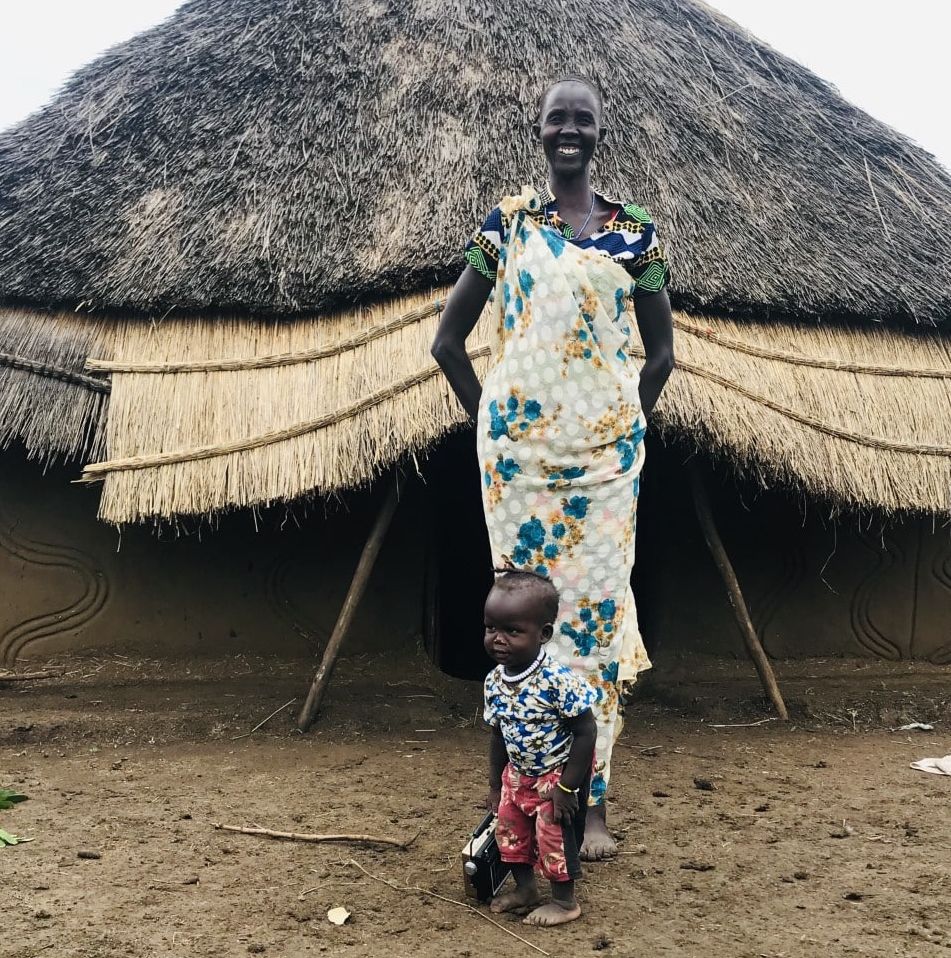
[3,435,949,669]
[0,449,424,665]
[636,442,951,665]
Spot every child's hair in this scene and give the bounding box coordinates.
[537,75,605,118]
[492,567,560,623]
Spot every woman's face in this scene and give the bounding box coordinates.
[535,81,604,177]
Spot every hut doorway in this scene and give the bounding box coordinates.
[421,429,494,679]
[421,428,951,679]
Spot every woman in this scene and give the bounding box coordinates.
[432,76,674,860]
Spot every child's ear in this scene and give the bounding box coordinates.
[541,624,554,642]
[531,122,542,142]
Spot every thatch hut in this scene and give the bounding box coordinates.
[1,0,950,681]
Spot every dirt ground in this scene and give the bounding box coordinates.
[2,650,950,958]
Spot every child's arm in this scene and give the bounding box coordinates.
[551,708,596,825]
[487,724,507,812]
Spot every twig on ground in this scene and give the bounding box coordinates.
[709,718,778,729]
[231,697,297,740]
[430,853,455,873]
[150,878,200,891]
[211,823,419,849]
[343,858,550,957]
[298,880,364,898]
[0,670,64,682]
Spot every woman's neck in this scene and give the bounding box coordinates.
[548,170,593,212]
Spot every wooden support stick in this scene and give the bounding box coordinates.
[688,462,789,720]
[212,823,417,848]
[0,670,64,682]
[297,474,402,731]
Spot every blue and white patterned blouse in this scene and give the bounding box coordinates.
[465,184,670,297]
[484,651,598,776]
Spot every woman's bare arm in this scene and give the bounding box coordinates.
[431,266,494,421]
[634,289,675,417]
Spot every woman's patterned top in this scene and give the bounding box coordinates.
[465,184,670,297]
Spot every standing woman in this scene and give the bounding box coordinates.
[432,77,674,860]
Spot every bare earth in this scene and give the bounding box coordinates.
[2,652,950,958]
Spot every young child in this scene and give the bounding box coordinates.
[483,569,598,927]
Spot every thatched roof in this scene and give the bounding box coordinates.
[1,0,950,522]
[0,0,949,325]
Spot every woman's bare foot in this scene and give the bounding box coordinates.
[580,803,617,860]
[490,884,542,914]
[523,901,582,926]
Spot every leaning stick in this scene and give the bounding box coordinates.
[211,823,418,849]
[297,473,402,730]
[0,670,64,682]
[688,461,789,720]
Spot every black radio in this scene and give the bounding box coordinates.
[461,813,512,902]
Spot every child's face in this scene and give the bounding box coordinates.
[483,585,553,672]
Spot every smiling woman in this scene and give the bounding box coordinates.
[431,76,675,862]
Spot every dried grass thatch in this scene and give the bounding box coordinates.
[75,296,951,522]
[1,0,950,520]
[0,310,110,464]
[82,291,493,521]
[648,316,951,514]
[0,0,949,324]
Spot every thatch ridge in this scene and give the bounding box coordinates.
[52,294,948,522]
[86,290,494,522]
[654,315,951,514]
[1,0,949,324]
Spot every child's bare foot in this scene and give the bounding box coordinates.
[580,803,616,860]
[523,901,582,926]
[490,885,542,914]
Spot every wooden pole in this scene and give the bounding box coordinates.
[688,461,789,720]
[297,474,402,731]
[0,670,64,682]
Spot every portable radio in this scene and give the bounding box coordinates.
[461,813,512,902]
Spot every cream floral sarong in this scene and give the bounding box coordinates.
[477,188,651,806]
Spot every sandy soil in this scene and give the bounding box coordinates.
[2,651,950,958]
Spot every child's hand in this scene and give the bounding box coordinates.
[551,786,579,824]
[485,787,501,813]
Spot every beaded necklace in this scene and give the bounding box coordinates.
[500,648,546,684]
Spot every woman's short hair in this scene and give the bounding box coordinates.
[538,75,604,118]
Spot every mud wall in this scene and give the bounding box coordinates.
[635,440,951,665]
[3,433,950,668]
[0,448,425,665]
